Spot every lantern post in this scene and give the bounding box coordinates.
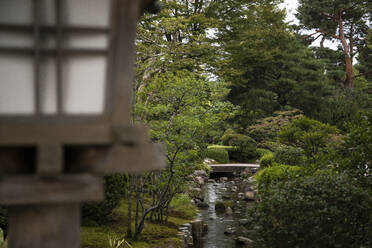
[0,1,163,248]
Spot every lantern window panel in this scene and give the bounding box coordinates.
[0,54,35,114]
[64,0,111,27]
[0,0,33,25]
[62,55,107,114]
[39,0,56,25]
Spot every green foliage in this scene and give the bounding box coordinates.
[259,152,274,168]
[256,148,272,157]
[339,111,372,188]
[219,8,331,127]
[274,145,305,166]
[317,89,372,130]
[205,147,229,164]
[169,194,198,220]
[82,199,194,248]
[107,235,132,248]
[254,164,303,189]
[249,173,372,247]
[0,228,7,248]
[278,116,340,159]
[296,0,370,88]
[246,109,303,143]
[170,194,191,209]
[136,70,236,212]
[221,130,257,162]
[312,47,346,86]
[82,174,127,225]
[356,29,372,83]
[0,208,6,237]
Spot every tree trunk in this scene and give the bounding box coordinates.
[344,56,354,88]
[338,11,354,88]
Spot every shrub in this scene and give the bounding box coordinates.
[339,111,372,189]
[254,164,303,188]
[249,173,372,247]
[246,109,303,142]
[256,148,271,157]
[205,147,229,164]
[274,145,305,166]
[82,174,127,225]
[170,194,192,208]
[259,152,274,168]
[278,116,340,159]
[221,131,257,162]
[258,141,282,152]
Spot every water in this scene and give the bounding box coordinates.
[198,178,251,248]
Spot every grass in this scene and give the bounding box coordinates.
[82,197,197,248]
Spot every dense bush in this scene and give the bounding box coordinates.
[279,116,340,159]
[339,111,372,188]
[82,174,127,225]
[249,173,372,247]
[259,152,274,168]
[274,145,305,166]
[254,164,302,188]
[246,109,303,142]
[317,89,371,130]
[258,141,282,152]
[221,130,257,162]
[205,146,229,164]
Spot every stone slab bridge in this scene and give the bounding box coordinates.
[209,163,260,174]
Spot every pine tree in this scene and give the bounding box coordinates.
[296,0,371,88]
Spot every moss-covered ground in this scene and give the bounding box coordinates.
[82,198,197,248]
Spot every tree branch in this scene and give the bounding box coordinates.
[302,30,341,41]
[320,12,338,22]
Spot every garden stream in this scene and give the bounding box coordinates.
[197,177,253,248]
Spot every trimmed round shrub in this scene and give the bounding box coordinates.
[221,131,257,162]
[259,152,274,168]
[82,174,127,225]
[206,147,229,164]
[249,173,372,247]
[274,145,305,166]
[254,164,302,188]
[256,148,272,157]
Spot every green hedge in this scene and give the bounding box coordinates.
[256,148,272,157]
[221,131,257,162]
[259,152,274,168]
[82,174,127,225]
[249,173,372,247]
[274,145,305,166]
[206,146,229,164]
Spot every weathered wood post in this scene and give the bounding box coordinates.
[0,1,163,248]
